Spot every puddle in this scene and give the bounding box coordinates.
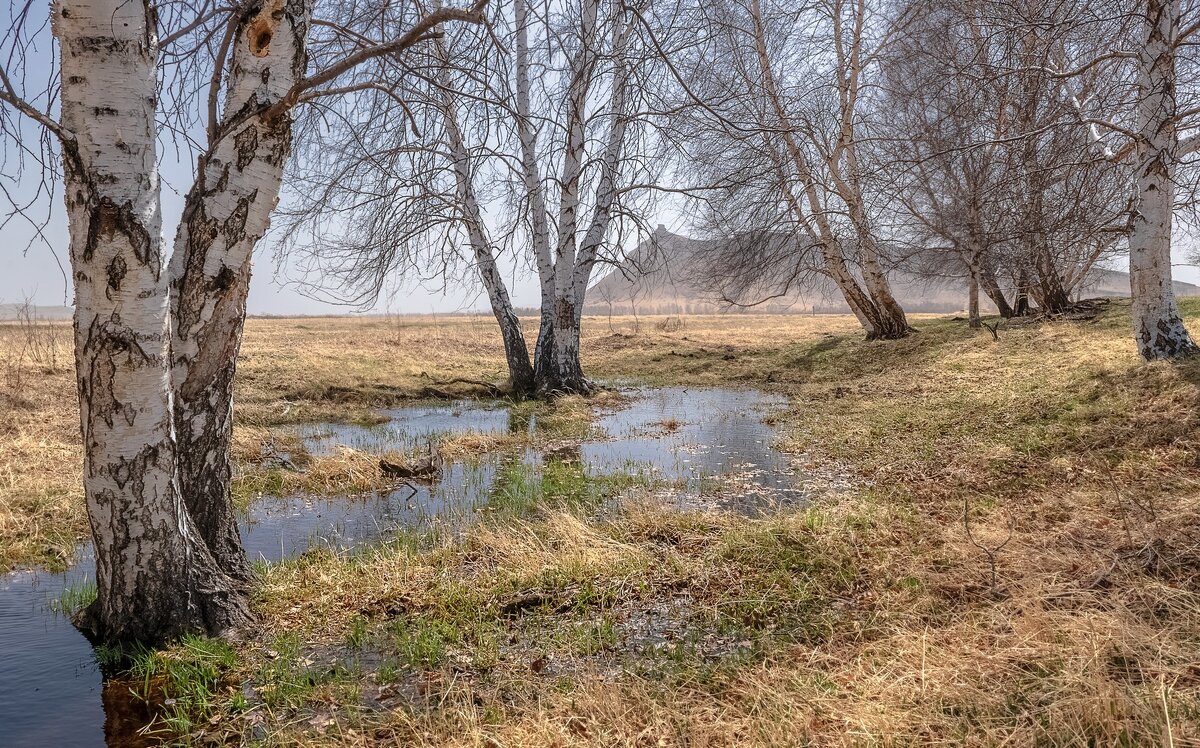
[0,387,807,746]
[583,387,803,512]
[291,400,528,457]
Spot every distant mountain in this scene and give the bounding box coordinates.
[585,229,1200,315]
[0,304,73,322]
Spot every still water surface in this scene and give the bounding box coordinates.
[0,387,802,746]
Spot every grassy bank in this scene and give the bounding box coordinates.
[73,299,1200,746]
[0,313,630,570]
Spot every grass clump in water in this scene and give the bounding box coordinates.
[48,580,96,617]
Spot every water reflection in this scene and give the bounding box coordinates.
[0,387,802,746]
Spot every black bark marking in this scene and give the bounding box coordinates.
[76,37,136,54]
[175,197,221,339]
[111,457,133,490]
[234,126,258,171]
[214,265,236,291]
[222,194,254,244]
[175,359,254,585]
[79,315,152,475]
[211,161,231,194]
[85,198,154,270]
[106,254,127,292]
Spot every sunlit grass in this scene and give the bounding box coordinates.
[7,302,1200,745]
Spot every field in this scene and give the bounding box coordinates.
[3,303,1200,745]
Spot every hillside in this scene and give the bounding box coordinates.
[586,229,1200,315]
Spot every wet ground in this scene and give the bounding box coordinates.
[0,387,812,746]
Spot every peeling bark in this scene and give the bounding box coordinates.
[168,0,314,583]
[55,0,251,643]
[1129,0,1196,359]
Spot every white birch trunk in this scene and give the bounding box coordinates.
[968,265,982,329]
[55,0,250,642]
[513,0,561,390]
[749,0,890,340]
[534,0,601,395]
[436,43,536,395]
[1129,0,1196,359]
[570,15,635,333]
[167,0,313,583]
[828,0,909,339]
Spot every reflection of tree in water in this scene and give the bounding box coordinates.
[486,450,594,516]
[102,675,161,748]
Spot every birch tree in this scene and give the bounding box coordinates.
[51,0,253,642]
[1126,0,1197,357]
[168,0,488,580]
[1,0,487,642]
[518,0,645,392]
[674,0,913,339]
[278,0,672,397]
[275,6,540,397]
[168,0,316,586]
[879,0,1127,320]
[1011,0,1200,357]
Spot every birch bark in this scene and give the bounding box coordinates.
[748,0,906,340]
[830,0,909,338]
[513,0,563,394]
[55,0,251,642]
[168,0,314,585]
[436,40,536,396]
[967,263,982,329]
[535,0,600,395]
[1129,0,1196,358]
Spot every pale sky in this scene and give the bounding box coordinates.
[8,177,1200,315]
[0,4,660,316]
[0,161,555,316]
[3,5,1200,315]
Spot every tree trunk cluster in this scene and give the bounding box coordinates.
[55,0,312,643]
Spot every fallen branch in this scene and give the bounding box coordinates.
[963,496,1014,598]
[431,376,507,397]
[380,442,441,479]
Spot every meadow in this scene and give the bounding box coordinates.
[2,302,1199,745]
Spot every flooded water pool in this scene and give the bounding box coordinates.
[0,387,807,746]
[583,387,804,511]
[291,400,528,456]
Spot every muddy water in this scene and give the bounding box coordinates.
[0,387,801,746]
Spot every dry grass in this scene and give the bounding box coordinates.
[0,314,617,569]
[0,320,83,570]
[0,311,865,570]
[8,302,1200,744]
[161,489,1200,746]
[91,298,1200,746]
